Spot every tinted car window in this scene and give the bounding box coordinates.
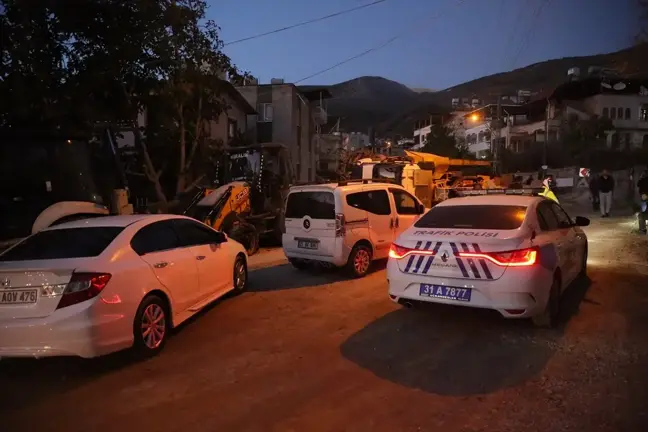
[286,192,335,219]
[131,221,180,255]
[346,190,391,215]
[537,202,560,230]
[414,205,527,230]
[173,219,221,247]
[390,189,419,215]
[550,203,573,228]
[0,227,123,261]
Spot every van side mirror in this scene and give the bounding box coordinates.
[574,216,590,227]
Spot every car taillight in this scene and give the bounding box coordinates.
[56,273,112,310]
[335,213,346,237]
[458,247,538,267]
[388,243,436,260]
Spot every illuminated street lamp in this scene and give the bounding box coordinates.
[470,113,480,122]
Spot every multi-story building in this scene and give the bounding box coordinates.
[116,79,257,151]
[547,76,648,149]
[462,103,542,158]
[412,113,455,147]
[235,80,331,182]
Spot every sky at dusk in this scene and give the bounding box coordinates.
[210,0,638,89]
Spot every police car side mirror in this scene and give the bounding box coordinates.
[417,203,425,214]
[574,216,590,227]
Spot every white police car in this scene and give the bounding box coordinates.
[386,194,589,327]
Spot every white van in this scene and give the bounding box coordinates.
[282,181,426,277]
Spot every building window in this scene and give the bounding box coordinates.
[610,108,616,120]
[227,119,237,139]
[625,133,632,148]
[257,103,273,122]
[602,107,609,118]
[643,134,648,149]
[625,108,631,120]
[611,133,620,149]
[297,125,301,148]
[642,105,648,122]
[296,163,301,179]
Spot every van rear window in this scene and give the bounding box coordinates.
[285,192,335,220]
[415,205,527,230]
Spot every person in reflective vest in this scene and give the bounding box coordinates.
[539,177,559,203]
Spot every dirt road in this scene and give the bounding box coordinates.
[1,215,647,432]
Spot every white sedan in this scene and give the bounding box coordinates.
[0,214,248,358]
[387,195,589,327]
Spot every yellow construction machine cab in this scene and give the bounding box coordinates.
[184,143,293,255]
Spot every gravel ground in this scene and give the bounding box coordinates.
[1,213,647,432]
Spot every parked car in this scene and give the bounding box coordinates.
[387,194,589,327]
[0,214,248,358]
[282,181,426,277]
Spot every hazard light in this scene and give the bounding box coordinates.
[458,247,538,267]
[388,244,436,260]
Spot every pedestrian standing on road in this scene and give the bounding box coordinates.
[637,169,648,234]
[598,169,615,217]
[588,172,600,211]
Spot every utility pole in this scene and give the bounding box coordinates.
[494,94,502,176]
[542,97,549,169]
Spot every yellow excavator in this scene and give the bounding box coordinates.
[351,150,492,207]
[183,143,293,255]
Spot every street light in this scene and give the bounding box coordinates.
[470,113,480,122]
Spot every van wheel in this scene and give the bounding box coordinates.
[346,244,372,278]
[532,274,561,328]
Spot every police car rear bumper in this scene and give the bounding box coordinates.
[386,259,553,318]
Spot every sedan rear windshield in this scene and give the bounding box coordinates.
[0,227,124,261]
[415,205,527,230]
[285,192,335,220]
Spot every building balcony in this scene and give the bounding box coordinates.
[468,141,490,154]
[313,105,328,125]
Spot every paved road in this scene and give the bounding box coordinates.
[2,216,648,432]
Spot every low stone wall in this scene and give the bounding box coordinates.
[507,165,647,207]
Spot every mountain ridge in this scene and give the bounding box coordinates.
[314,44,648,136]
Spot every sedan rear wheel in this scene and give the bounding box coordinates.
[133,295,169,357]
[532,274,561,328]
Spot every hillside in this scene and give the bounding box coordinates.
[315,43,648,137]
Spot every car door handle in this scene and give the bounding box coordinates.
[196,255,206,261]
[154,262,169,269]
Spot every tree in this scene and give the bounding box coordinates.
[559,114,613,165]
[0,0,249,206]
[422,124,458,157]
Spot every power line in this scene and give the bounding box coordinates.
[223,0,389,47]
[294,0,467,84]
[500,0,533,69]
[508,0,553,69]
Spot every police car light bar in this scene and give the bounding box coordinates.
[457,188,543,197]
